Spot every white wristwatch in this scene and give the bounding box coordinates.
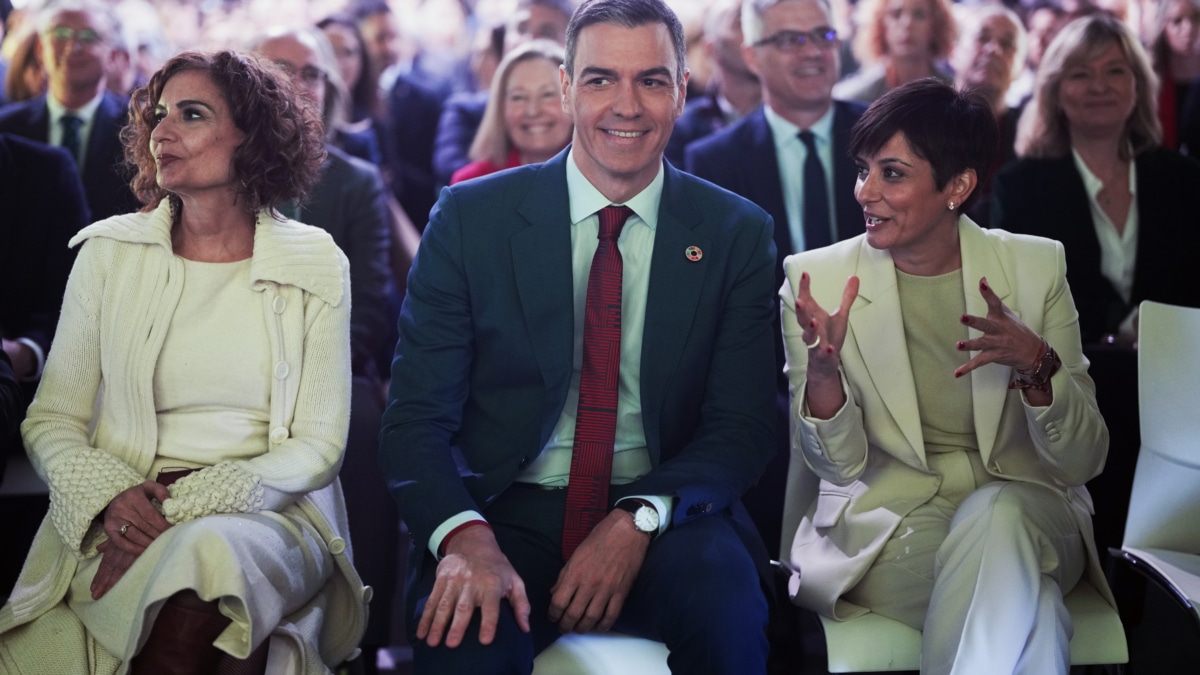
[615,499,660,534]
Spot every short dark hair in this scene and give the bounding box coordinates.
[850,78,998,213]
[123,50,326,216]
[564,0,686,82]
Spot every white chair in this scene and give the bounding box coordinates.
[1113,301,1200,623]
[780,432,1128,671]
[532,632,669,675]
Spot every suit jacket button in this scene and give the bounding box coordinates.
[518,456,530,469]
[686,505,698,516]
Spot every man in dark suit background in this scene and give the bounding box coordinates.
[380,1,777,673]
[0,0,138,223]
[684,0,865,557]
[663,0,761,167]
[0,133,89,477]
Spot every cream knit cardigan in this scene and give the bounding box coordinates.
[0,200,368,673]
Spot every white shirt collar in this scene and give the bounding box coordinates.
[1070,147,1137,201]
[764,103,835,149]
[565,147,663,230]
[46,91,105,124]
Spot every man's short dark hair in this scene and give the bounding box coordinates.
[850,79,998,213]
[564,0,686,83]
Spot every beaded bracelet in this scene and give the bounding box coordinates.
[1008,339,1061,392]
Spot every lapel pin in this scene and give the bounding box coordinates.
[685,246,703,262]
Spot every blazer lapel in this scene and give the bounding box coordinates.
[849,242,926,466]
[745,109,794,258]
[640,164,710,462]
[512,155,575,396]
[958,219,1015,462]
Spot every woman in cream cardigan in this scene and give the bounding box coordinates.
[0,51,367,674]
[781,79,1110,674]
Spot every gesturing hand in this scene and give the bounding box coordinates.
[795,272,859,419]
[549,509,649,635]
[91,538,138,599]
[954,276,1043,378]
[793,272,860,378]
[102,481,172,555]
[417,525,532,648]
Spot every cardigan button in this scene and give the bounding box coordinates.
[362,585,374,603]
[269,427,289,444]
[272,296,287,314]
[274,361,290,379]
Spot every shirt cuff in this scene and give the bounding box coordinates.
[14,337,45,382]
[615,494,672,538]
[429,509,486,560]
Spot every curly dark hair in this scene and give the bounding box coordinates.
[122,50,327,216]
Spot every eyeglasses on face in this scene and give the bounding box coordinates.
[45,25,104,45]
[754,28,838,51]
[273,61,326,85]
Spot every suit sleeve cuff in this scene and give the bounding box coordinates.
[430,510,486,560]
[616,495,672,538]
[15,337,45,382]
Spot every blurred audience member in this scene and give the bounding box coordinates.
[319,13,377,124]
[0,0,139,221]
[1007,1,1066,107]
[994,13,1200,345]
[451,39,570,183]
[433,0,574,185]
[0,132,88,475]
[1149,0,1200,155]
[951,2,1026,225]
[834,0,956,104]
[2,25,45,103]
[665,0,762,166]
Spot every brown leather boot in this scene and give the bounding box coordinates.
[130,592,229,675]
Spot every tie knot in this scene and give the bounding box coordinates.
[598,205,633,241]
[61,115,83,132]
[798,130,817,151]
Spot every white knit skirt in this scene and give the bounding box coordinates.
[2,510,334,675]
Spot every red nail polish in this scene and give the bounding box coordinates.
[960,314,969,324]
[980,278,989,292]
[956,341,965,350]
[954,371,962,378]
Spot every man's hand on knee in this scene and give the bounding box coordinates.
[549,509,650,635]
[417,525,532,648]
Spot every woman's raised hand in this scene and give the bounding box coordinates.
[954,276,1044,377]
[794,272,860,378]
[795,272,859,420]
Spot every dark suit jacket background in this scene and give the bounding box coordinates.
[432,90,487,185]
[293,145,395,377]
[0,133,89,463]
[664,89,729,168]
[381,74,444,229]
[0,93,139,222]
[381,149,778,599]
[991,148,1200,344]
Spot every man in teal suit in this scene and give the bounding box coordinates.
[380,1,777,672]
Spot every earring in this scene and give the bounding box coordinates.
[947,200,956,211]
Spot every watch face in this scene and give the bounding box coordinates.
[633,506,659,532]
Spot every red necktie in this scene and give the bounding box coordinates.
[562,205,632,560]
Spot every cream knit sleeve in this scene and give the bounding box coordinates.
[44,447,144,556]
[161,461,266,524]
